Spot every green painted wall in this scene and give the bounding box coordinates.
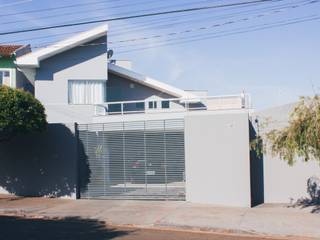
[0,57,16,68]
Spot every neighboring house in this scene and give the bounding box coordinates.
[0,45,32,92]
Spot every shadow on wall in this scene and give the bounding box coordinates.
[249,120,265,207]
[0,124,90,198]
[0,216,131,240]
[291,176,320,214]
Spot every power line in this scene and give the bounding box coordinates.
[1,0,283,44]
[0,0,280,36]
[1,0,268,43]
[0,0,121,18]
[12,15,318,59]
[27,0,315,49]
[3,0,296,44]
[109,0,304,35]
[114,15,320,54]
[109,0,313,44]
[1,0,32,8]
[0,2,249,44]
[0,0,170,26]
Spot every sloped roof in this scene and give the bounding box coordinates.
[0,45,23,57]
[108,63,196,99]
[16,24,108,67]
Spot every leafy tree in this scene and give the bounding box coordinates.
[266,96,320,165]
[0,86,47,141]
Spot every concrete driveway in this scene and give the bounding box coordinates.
[0,195,319,239]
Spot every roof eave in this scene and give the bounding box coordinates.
[16,24,108,68]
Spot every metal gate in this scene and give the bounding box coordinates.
[77,119,185,200]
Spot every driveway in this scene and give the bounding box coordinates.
[0,195,319,239]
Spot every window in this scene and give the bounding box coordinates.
[68,80,106,104]
[0,70,10,86]
[148,101,157,109]
[135,102,145,110]
[161,101,170,109]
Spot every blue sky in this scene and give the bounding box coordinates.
[1,0,319,109]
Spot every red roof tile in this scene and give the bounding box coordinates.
[0,45,23,57]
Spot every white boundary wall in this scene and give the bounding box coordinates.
[185,111,251,207]
[255,103,320,203]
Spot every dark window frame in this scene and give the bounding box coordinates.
[161,101,170,109]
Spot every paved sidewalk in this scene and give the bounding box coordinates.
[0,195,319,239]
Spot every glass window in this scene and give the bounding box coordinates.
[148,101,157,109]
[161,101,170,109]
[68,80,106,104]
[3,71,10,77]
[0,70,10,86]
[135,102,145,110]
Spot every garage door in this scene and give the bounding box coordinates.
[77,119,185,200]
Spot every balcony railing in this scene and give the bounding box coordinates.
[94,93,251,116]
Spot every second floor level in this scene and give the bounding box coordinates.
[10,24,251,123]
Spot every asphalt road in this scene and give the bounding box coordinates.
[0,215,291,240]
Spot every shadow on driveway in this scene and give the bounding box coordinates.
[0,215,132,240]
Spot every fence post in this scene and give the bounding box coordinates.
[74,122,80,199]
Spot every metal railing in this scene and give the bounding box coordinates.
[94,93,251,116]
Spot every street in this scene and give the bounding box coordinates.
[0,215,296,240]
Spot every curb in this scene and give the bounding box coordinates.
[106,223,316,240]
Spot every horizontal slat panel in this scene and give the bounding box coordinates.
[78,119,185,200]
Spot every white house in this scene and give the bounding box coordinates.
[1,24,316,208]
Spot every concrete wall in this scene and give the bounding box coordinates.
[254,103,320,204]
[35,36,108,105]
[44,104,95,124]
[0,124,80,199]
[185,111,251,207]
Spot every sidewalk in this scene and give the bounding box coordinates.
[0,194,319,239]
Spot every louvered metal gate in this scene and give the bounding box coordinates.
[77,119,185,200]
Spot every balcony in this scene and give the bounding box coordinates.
[94,93,251,116]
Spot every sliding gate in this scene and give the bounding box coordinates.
[77,119,185,200]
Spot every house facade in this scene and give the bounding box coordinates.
[8,24,255,206]
[2,24,317,207]
[0,23,317,209]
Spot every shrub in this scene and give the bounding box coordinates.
[0,86,47,141]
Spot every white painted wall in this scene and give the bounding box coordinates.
[35,36,108,105]
[185,111,251,207]
[264,156,320,203]
[254,103,320,203]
